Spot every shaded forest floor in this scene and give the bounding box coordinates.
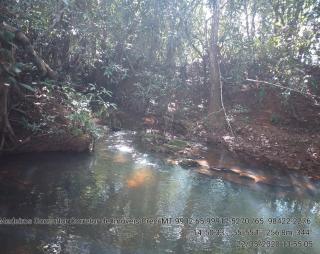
[220,87,320,177]
[222,118,320,175]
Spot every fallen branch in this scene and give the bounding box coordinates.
[246,78,320,100]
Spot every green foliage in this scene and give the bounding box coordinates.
[167,139,189,148]
[231,104,250,114]
[243,115,251,123]
[0,30,15,44]
[67,110,94,135]
[103,64,128,82]
[85,84,117,116]
[270,113,281,125]
[19,83,36,92]
[258,88,266,104]
[2,0,319,126]
[20,117,44,134]
[59,83,113,137]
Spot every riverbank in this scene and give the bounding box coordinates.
[132,86,320,179]
[218,119,320,177]
[214,87,320,178]
[2,83,319,180]
[0,86,96,155]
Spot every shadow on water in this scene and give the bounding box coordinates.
[0,131,319,254]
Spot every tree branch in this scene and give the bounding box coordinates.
[246,78,320,100]
[1,21,57,79]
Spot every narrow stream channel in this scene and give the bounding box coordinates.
[0,131,319,254]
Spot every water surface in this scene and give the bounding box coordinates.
[0,131,319,254]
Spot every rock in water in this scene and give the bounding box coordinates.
[178,159,201,169]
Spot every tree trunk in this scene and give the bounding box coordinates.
[251,0,257,38]
[244,0,250,39]
[0,83,16,151]
[207,0,223,133]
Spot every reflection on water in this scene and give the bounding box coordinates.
[126,167,155,188]
[0,131,319,254]
[113,153,130,164]
[199,145,320,198]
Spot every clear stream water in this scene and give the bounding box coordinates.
[0,131,319,254]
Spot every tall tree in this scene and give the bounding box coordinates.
[207,0,223,133]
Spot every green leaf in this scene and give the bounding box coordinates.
[15,62,25,69]
[104,90,112,97]
[0,48,14,62]
[110,103,117,109]
[19,83,36,92]
[12,66,22,74]
[2,31,15,43]
[7,76,17,85]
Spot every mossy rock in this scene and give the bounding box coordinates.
[152,145,169,153]
[144,133,166,141]
[178,159,201,169]
[167,139,189,148]
[141,133,166,147]
[162,144,183,152]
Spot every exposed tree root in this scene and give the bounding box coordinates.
[0,21,59,153]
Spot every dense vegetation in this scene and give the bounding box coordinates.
[0,0,319,159]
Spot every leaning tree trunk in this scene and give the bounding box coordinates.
[1,22,57,79]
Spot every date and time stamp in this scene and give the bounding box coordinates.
[0,216,317,249]
[187,217,315,249]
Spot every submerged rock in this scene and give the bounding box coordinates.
[167,139,189,148]
[178,159,201,169]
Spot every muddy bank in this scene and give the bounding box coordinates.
[135,123,320,179]
[219,122,320,176]
[216,87,320,177]
[1,89,96,155]
[8,133,94,154]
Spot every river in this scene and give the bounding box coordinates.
[0,131,319,254]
